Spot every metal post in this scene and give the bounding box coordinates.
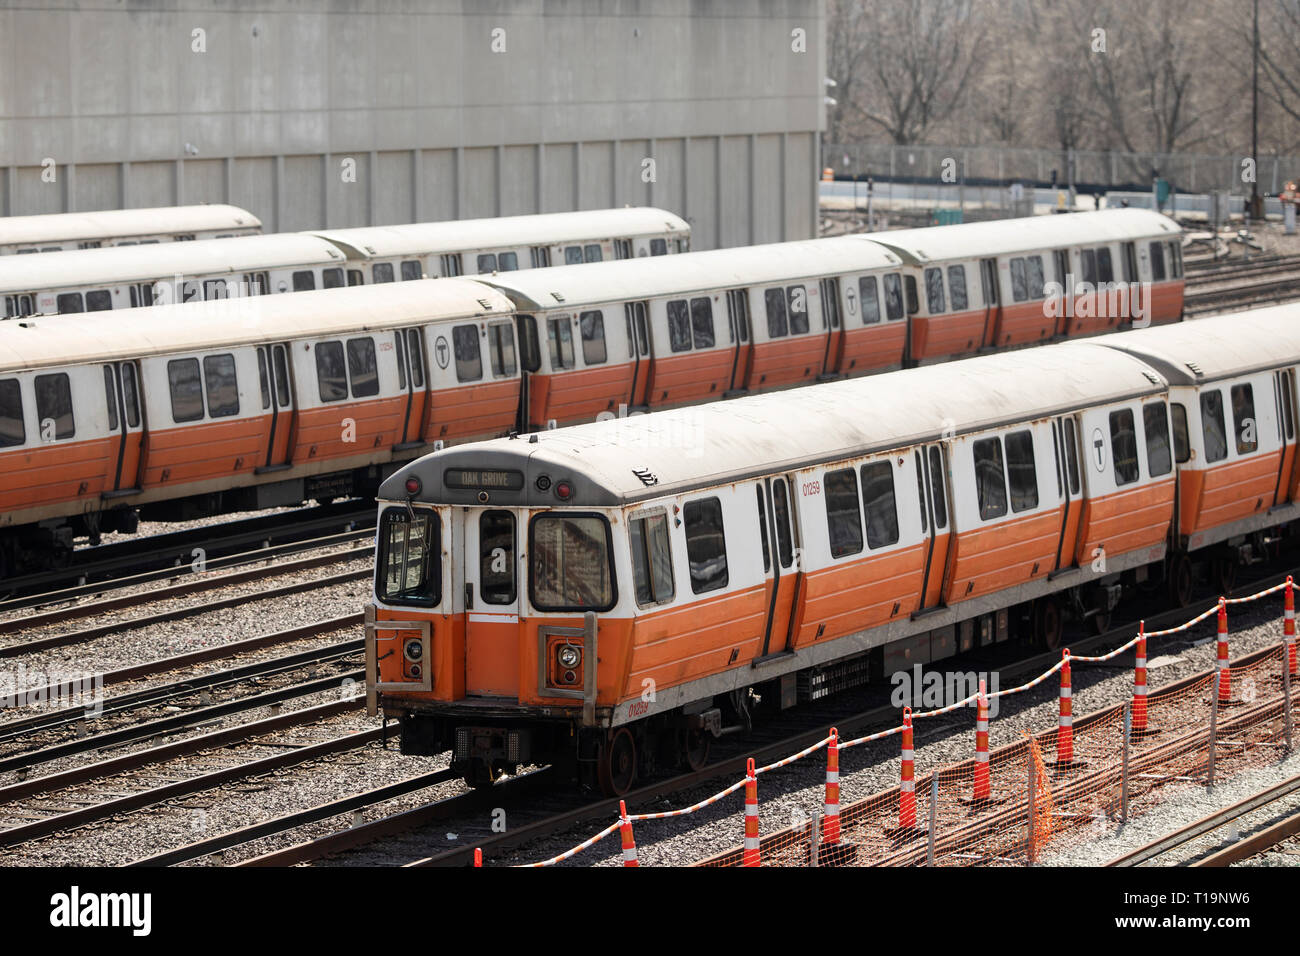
[1206,683,1219,792]
[925,774,939,865]
[1121,703,1131,824]
[1284,646,1293,755]
[809,811,821,867]
[1026,745,1037,864]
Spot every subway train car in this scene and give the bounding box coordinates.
[365,307,1300,794]
[0,204,261,255]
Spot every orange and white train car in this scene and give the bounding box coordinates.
[0,204,261,255]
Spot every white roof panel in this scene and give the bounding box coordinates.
[0,204,261,246]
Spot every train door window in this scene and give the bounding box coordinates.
[292,271,315,292]
[683,497,729,594]
[315,341,348,403]
[914,452,927,535]
[530,247,551,268]
[756,486,771,572]
[377,508,441,607]
[203,354,240,418]
[168,359,205,422]
[635,303,650,354]
[1051,423,1063,498]
[1122,243,1138,283]
[400,260,422,280]
[1200,390,1228,463]
[824,467,864,558]
[948,265,968,311]
[103,367,119,431]
[904,275,920,315]
[772,479,794,568]
[787,286,809,334]
[56,292,84,314]
[1149,242,1167,281]
[1052,250,1068,288]
[5,294,34,318]
[1026,256,1045,299]
[498,252,519,272]
[0,379,23,447]
[579,311,607,365]
[859,276,881,324]
[923,267,946,314]
[86,290,113,311]
[1171,242,1184,278]
[973,437,1008,520]
[690,297,715,348]
[530,515,615,611]
[257,349,272,409]
[819,278,841,329]
[629,511,675,605]
[407,330,426,388]
[394,333,408,391]
[667,300,693,352]
[1080,249,1097,287]
[373,263,395,283]
[927,447,947,529]
[1109,409,1140,485]
[1171,403,1191,462]
[584,244,603,263]
[477,253,497,273]
[1009,259,1027,302]
[860,461,899,549]
[273,346,292,407]
[1144,403,1173,477]
[121,364,140,427]
[441,254,463,277]
[479,511,517,605]
[1231,384,1257,454]
[883,274,906,321]
[564,246,584,265]
[546,317,575,370]
[624,305,637,358]
[650,238,668,256]
[322,268,345,289]
[203,279,229,300]
[764,288,788,338]
[516,316,542,373]
[129,284,153,308]
[245,272,269,296]
[1063,418,1081,494]
[1280,373,1295,440]
[80,240,103,249]
[453,325,485,382]
[614,239,633,260]
[346,337,379,398]
[1096,248,1114,284]
[34,373,74,439]
[727,289,750,342]
[1004,430,1039,512]
[347,269,364,286]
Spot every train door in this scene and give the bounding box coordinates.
[753,476,802,660]
[818,278,842,379]
[978,259,999,347]
[460,507,522,698]
[624,301,651,408]
[1051,415,1084,569]
[102,362,143,493]
[725,289,751,394]
[915,445,953,612]
[1273,367,1298,505]
[255,343,295,471]
[393,327,429,451]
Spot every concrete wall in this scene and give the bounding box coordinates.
[0,0,825,247]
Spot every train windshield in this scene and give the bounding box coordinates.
[529,514,615,612]
[376,507,442,607]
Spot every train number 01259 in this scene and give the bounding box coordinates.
[801,480,821,497]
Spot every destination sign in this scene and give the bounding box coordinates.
[444,468,525,491]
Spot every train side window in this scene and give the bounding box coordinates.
[1009,259,1027,302]
[1231,384,1257,454]
[121,364,140,427]
[292,271,315,292]
[667,300,693,352]
[454,324,485,381]
[57,293,84,314]
[928,447,947,529]
[948,265,968,311]
[1109,408,1140,485]
[1080,249,1098,286]
[1004,429,1039,512]
[488,322,517,376]
[545,317,575,370]
[373,263,395,284]
[824,467,864,558]
[346,337,379,398]
[1097,248,1114,284]
[764,288,788,338]
[400,260,422,281]
[584,244,602,263]
[756,486,771,573]
[1149,242,1167,281]
[1200,390,1228,463]
[86,290,113,311]
[34,373,75,439]
[923,267,946,314]
[347,269,364,286]
[376,507,441,607]
[650,238,668,256]
[690,297,715,349]
[498,252,519,271]
[203,354,240,418]
[477,253,497,273]
[859,276,881,324]
[883,274,905,321]
[630,511,675,606]
[1064,418,1081,494]
[787,285,809,334]
[479,510,516,605]
[683,497,729,594]
[772,478,794,568]
[1025,256,1045,299]
[441,254,463,277]
[861,461,899,548]
[579,311,607,365]
[564,246,583,265]
[1144,403,1173,476]
[1171,403,1191,462]
[315,341,348,403]
[322,268,345,289]
[530,514,615,611]
[257,349,272,410]
[168,358,206,422]
[0,378,23,447]
[973,437,1008,520]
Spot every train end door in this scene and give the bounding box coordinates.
[460,507,524,699]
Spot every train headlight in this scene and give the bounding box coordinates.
[557,644,581,669]
[404,638,424,662]
[405,476,421,496]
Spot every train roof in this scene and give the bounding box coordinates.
[0,204,261,246]
[384,340,1166,507]
[0,233,345,293]
[309,208,690,259]
[476,237,904,309]
[0,279,512,372]
[863,209,1180,264]
[1095,307,1300,385]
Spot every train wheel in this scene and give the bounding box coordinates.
[683,728,711,772]
[597,727,637,797]
[1167,553,1193,608]
[1033,598,1063,651]
[1211,555,1237,597]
